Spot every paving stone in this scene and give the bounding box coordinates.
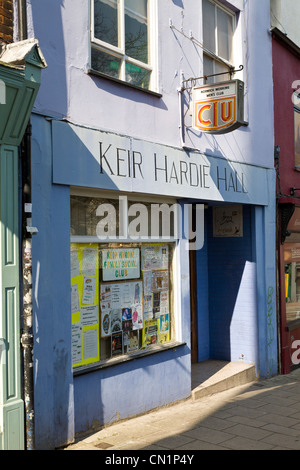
[261,423,300,437]
[262,433,300,450]
[224,423,272,441]
[182,426,235,445]
[220,436,275,450]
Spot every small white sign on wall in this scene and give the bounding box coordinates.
[213,205,243,237]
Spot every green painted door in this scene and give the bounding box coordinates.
[0,144,24,450]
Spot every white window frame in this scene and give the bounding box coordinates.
[202,0,236,78]
[90,0,158,92]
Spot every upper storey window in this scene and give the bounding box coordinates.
[202,0,235,83]
[91,0,157,92]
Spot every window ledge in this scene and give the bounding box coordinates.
[73,341,186,377]
[88,68,162,98]
[294,166,300,172]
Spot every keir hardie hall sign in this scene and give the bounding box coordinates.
[52,120,268,206]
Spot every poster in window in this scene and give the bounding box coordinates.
[144,294,153,319]
[71,243,100,368]
[143,270,153,295]
[82,276,96,305]
[143,319,158,346]
[84,328,98,360]
[112,331,123,356]
[71,284,80,314]
[101,248,140,281]
[122,307,132,321]
[82,246,97,276]
[100,281,143,310]
[159,313,170,344]
[153,292,161,318]
[141,245,169,270]
[160,291,169,314]
[152,270,169,291]
[101,311,111,337]
[132,303,143,330]
[71,248,80,278]
[72,323,82,364]
[111,309,123,333]
[81,305,99,326]
[213,206,243,237]
[128,330,139,351]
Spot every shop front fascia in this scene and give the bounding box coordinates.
[31,115,277,446]
[0,40,46,450]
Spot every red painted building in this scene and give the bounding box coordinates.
[272,27,300,374]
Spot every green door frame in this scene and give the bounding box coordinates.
[0,39,46,450]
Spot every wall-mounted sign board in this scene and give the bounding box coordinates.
[192,80,244,134]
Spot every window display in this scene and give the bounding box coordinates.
[71,242,174,368]
[70,193,177,370]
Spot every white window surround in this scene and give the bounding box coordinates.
[89,0,159,93]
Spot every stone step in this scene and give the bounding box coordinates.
[191,360,257,401]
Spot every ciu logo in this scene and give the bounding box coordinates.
[195,96,236,132]
[192,80,244,134]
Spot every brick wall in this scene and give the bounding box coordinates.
[0,0,13,43]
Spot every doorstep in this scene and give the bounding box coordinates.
[191,360,257,401]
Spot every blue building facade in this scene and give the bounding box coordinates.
[23,0,277,449]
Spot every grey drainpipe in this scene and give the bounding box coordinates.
[18,0,35,451]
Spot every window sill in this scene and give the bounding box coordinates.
[294,166,300,172]
[73,341,186,377]
[88,68,162,98]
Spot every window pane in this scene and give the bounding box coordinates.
[217,7,233,62]
[214,60,231,82]
[94,0,119,47]
[203,0,216,54]
[295,109,300,167]
[203,54,230,84]
[91,48,121,79]
[203,53,214,79]
[125,0,148,63]
[125,62,150,88]
[71,196,121,236]
[284,243,300,324]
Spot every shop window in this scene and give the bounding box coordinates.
[91,0,157,92]
[295,105,300,168]
[202,0,235,83]
[70,194,177,370]
[284,207,300,325]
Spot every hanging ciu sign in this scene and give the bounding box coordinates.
[192,80,244,134]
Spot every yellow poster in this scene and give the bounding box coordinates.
[71,243,100,367]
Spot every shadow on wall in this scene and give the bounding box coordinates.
[30,0,68,117]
